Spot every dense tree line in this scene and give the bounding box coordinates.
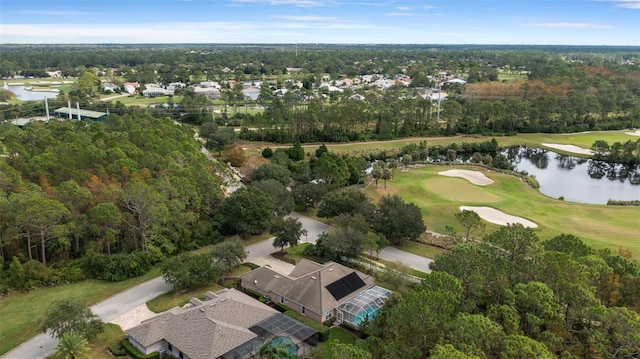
[362,227,640,358]
[2,45,639,142]
[0,114,226,293]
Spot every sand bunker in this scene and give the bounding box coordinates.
[460,206,538,228]
[439,169,494,186]
[625,130,640,137]
[541,143,593,156]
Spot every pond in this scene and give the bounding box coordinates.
[4,84,59,101]
[504,146,640,205]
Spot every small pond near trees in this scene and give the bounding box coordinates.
[504,146,639,205]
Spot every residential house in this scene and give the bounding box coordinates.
[126,288,317,359]
[123,82,139,95]
[142,84,174,97]
[240,260,392,328]
[241,87,261,101]
[102,82,118,93]
[194,86,220,100]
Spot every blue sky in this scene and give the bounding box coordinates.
[0,0,638,45]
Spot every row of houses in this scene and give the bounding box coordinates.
[125,259,392,359]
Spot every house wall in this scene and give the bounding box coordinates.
[283,300,323,322]
[128,338,165,356]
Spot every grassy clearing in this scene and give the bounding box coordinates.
[363,165,640,258]
[392,241,446,259]
[279,243,327,264]
[88,323,126,359]
[294,131,636,156]
[366,256,428,278]
[112,95,184,107]
[327,327,359,344]
[0,267,160,355]
[497,69,528,82]
[147,283,225,313]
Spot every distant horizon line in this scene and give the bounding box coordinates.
[1,43,639,47]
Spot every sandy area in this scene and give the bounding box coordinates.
[439,169,494,186]
[109,303,157,331]
[541,143,594,155]
[625,130,640,137]
[460,206,538,228]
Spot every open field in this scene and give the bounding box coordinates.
[290,130,637,156]
[0,268,160,355]
[497,69,528,82]
[111,95,184,107]
[363,165,640,258]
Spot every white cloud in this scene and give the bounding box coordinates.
[423,4,436,10]
[388,12,414,16]
[230,0,331,6]
[606,0,640,9]
[270,15,349,22]
[0,21,385,43]
[397,6,411,10]
[21,10,95,16]
[530,22,609,29]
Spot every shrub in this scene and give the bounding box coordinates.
[323,317,337,327]
[274,302,288,313]
[243,262,260,270]
[109,341,127,357]
[122,338,160,359]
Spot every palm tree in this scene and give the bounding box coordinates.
[53,332,91,359]
[257,339,294,359]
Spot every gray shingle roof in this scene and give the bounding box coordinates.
[241,260,375,315]
[125,288,278,359]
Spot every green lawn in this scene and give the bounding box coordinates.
[0,267,160,355]
[327,327,358,345]
[87,323,126,359]
[364,165,640,258]
[147,283,225,313]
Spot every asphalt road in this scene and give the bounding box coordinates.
[2,212,431,359]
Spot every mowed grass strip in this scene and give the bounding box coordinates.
[0,268,160,356]
[295,131,637,155]
[363,165,640,258]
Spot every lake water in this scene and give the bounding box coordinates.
[505,146,640,205]
[4,85,59,101]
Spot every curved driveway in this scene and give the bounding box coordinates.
[2,212,431,359]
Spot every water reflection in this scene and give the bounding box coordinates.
[5,85,59,101]
[505,146,640,204]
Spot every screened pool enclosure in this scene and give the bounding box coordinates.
[336,286,392,328]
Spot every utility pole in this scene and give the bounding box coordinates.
[45,97,50,121]
[436,82,442,124]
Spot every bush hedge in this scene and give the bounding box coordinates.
[109,341,127,357]
[121,338,160,359]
